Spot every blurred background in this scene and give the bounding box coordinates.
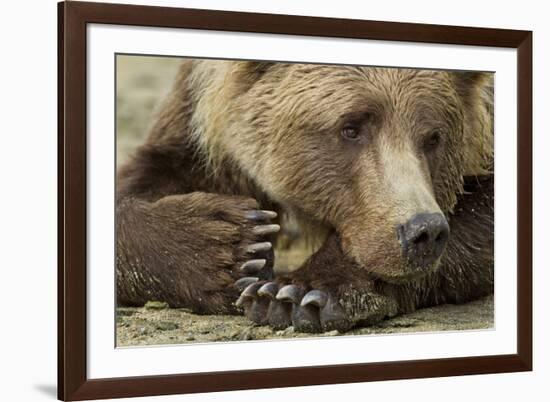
[116,54,181,167]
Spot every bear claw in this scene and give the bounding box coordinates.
[236,281,272,325]
[301,290,328,308]
[239,259,267,274]
[235,281,263,307]
[266,300,293,329]
[291,304,323,333]
[252,224,281,236]
[241,281,263,298]
[245,210,278,221]
[235,276,259,291]
[245,242,272,254]
[257,281,279,299]
[276,285,304,304]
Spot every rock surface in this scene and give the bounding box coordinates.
[116,295,493,347]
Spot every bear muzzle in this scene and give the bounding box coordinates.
[397,212,450,270]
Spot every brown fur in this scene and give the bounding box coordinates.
[116,60,493,321]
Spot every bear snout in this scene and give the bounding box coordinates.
[397,212,450,270]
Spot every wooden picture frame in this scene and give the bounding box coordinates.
[58,1,532,400]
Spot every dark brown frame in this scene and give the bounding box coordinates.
[58,1,532,400]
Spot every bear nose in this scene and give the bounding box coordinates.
[397,213,450,269]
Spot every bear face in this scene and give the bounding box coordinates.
[190,62,492,283]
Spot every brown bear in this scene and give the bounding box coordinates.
[116,60,494,333]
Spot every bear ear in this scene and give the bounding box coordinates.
[239,61,276,76]
[452,71,491,99]
[231,61,276,91]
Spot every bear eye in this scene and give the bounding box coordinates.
[341,125,360,141]
[340,112,374,142]
[424,130,442,151]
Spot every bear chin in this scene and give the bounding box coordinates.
[364,258,444,284]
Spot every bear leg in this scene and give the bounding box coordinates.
[116,191,278,314]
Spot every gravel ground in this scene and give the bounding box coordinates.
[116,295,493,347]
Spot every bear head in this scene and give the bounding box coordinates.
[192,61,493,283]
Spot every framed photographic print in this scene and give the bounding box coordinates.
[58,1,532,400]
